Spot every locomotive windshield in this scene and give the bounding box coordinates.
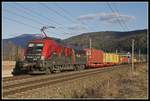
[26,43,44,61]
[26,43,44,54]
[35,43,44,53]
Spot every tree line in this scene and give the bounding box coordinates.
[2,41,24,61]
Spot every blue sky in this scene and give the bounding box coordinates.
[2,2,148,39]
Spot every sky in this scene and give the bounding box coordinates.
[2,2,148,39]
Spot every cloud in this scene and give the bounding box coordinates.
[77,12,135,24]
[67,24,87,30]
[66,24,89,36]
[99,13,135,24]
[77,14,97,20]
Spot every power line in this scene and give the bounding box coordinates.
[12,3,74,36]
[53,3,91,34]
[55,3,92,30]
[54,3,74,19]
[5,9,67,36]
[4,9,44,25]
[107,3,126,31]
[39,3,85,36]
[42,3,89,33]
[4,16,39,30]
[54,4,93,50]
[112,3,130,31]
[4,16,70,38]
[54,3,90,30]
[40,3,75,24]
[13,3,51,25]
[5,3,86,38]
[15,3,64,26]
[53,3,94,50]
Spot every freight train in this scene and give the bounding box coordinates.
[12,37,131,75]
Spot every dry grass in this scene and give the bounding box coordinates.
[2,61,16,77]
[70,63,148,99]
[2,61,16,69]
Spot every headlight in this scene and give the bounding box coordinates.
[41,56,45,60]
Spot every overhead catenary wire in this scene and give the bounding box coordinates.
[4,10,70,38]
[12,3,74,36]
[112,3,130,31]
[107,3,126,31]
[53,3,91,32]
[13,3,64,26]
[4,9,45,26]
[3,10,39,37]
[40,3,75,24]
[53,3,95,50]
[13,3,53,26]
[53,3,93,50]
[4,16,69,38]
[39,3,89,36]
[4,9,63,36]
[15,3,91,37]
[5,3,93,39]
[4,16,39,30]
[53,2,94,47]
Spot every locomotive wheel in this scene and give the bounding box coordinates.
[59,66,63,72]
[75,65,85,71]
[80,65,85,70]
[45,67,51,74]
[12,61,28,75]
[12,68,21,75]
[49,66,54,73]
[73,65,78,71]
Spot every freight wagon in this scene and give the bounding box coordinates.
[119,55,130,64]
[103,53,119,66]
[85,48,105,68]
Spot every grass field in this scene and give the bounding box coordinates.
[4,63,148,99]
[2,61,16,77]
[70,63,148,99]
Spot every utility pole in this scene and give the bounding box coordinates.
[89,38,92,57]
[90,38,92,50]
[87,38,92,63]
[116,49,118,54]
[139,49,141,63]
[132,39,135,73]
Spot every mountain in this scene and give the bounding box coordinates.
[2,34,63,60]
[2,34,62,48]
[63,29,147,54]
[2,29,148,60]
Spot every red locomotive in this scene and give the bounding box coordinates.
[12,37,87,75]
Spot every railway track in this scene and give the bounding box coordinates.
[3,75,32,82]
[2,64,130,97]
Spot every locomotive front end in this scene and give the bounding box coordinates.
[12,42,46,75]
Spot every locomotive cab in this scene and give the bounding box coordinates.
[12,38,56,75]
[25,42,44,62]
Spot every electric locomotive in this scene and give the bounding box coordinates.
[12,37,87,75]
